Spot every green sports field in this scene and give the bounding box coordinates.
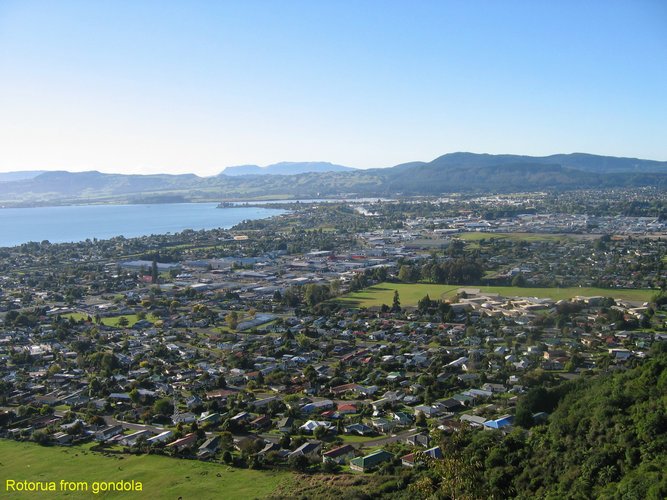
[338,282,655,308]
[0,440,287,499]
[61,313,153,328]
[455,232,595,242]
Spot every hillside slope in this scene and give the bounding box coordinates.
[418,345,667,499]
[1,152,666,205]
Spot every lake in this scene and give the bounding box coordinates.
[0,203,285,247]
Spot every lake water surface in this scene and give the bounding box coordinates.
[0,203,285,247]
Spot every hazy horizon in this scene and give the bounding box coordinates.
[2,150,667,177]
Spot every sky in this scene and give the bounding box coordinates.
[0,0,666,176]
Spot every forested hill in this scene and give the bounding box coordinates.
[1,152,666,205]
[391,152,667,174]
[419,345,667,499]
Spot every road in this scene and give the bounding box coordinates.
[358,428,418,448]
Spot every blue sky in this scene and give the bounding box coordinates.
[0,0,665,175]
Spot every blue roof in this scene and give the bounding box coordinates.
[484,415,514,429]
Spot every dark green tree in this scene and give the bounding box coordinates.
[392,290,401,312]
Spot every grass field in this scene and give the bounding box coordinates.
[455,232,587,242]
[62,313,152,328]
[338,282,656,308]
[0,440,288,499]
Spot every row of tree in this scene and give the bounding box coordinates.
[398,257,484,285]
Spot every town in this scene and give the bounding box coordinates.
[1,190,665,498]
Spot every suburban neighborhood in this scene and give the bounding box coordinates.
[1,192,665,497]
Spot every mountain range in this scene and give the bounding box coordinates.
[220,161,355,176]
[0,153,665,206]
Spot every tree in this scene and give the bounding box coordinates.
[47,363,61,376]
[279,434,291,449]
[153,398,173,416]
[303,364,317,383]
[225,311,239,330]
[32,430,50,446]
[304,284,330,308]
[288,453,310,472]
[117,316,129,328]
[414,452,488,499]
[514,404,534,428]
[447,239,465,257]
[512,273,527,287]
[418,294,434,314]
[398,265,417,283]
[129,388,140,404]
[322,459,339,473]
[313,425,327,440]
[329,279,341,296]
[151,260,159,284]
[392,290,401,312]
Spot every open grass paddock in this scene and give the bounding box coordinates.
[0,440,287,499]
[338,282,655,308]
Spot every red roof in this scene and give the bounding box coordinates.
[337,403,357,412]
[323,444,355,458]
[205,389,238,399]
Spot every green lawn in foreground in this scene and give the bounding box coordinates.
[338,282,656,308]
[0,440,287,499]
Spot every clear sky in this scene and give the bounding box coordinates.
[1,0,666,176]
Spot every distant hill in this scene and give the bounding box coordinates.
[221,162,355,176]
[0,170,203,205]
[0,153,665,206]
[365,153,667,194]
[0,171,46,182]
[384,152,667,174]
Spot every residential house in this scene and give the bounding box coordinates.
[53,432,73,445]
[197,435,221,459]
[301,400,334,413]
[460,414,487,428]
[288,441,322,461]
[401,446,443,467]
[350,450,394,472]
[370,418,395,433]
[336,403,357,415]
[120,429,152,446]
[277,416,294,433]
[172,412,196,425]
[166,432,197,452]
[393,411,413,426]
[147,430,173,445]
[322,444,356,464]
[404,432,430,448]
[484,415,514,430]
[345,423,373,436]
[300,420,331,433]
[95,424,123,442]
[198,412,222,426]
[250,414,272,430]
